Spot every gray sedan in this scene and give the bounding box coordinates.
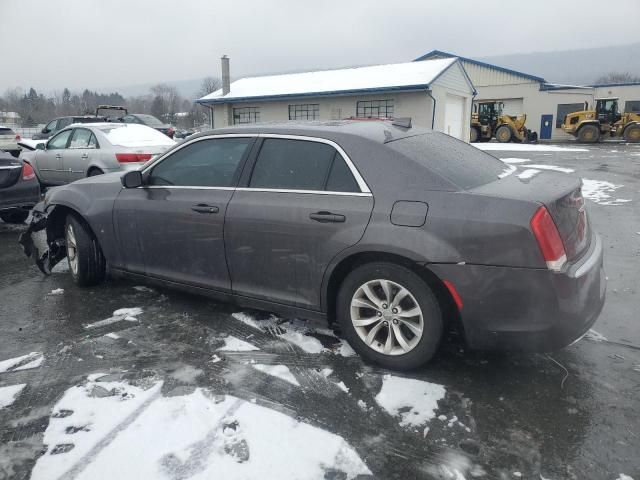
[23,123,175,186]
[19,121,605,370]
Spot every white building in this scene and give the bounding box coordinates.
[198,57,476,141]
[416,50,640,141]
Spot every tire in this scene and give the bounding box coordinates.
[470,127,479,143]
[623,124,640,143]
[0,210,29,224]
[495,125,512,143]
[87,168,104,177]
[65,214,106,286]
[577,124,600,143]
[336,262,443,370]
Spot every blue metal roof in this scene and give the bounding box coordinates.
[414,50,546,84]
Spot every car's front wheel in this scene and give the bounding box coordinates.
[337,262,443,370]
[65,214,106,286]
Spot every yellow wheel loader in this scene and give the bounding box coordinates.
[470,101,537,143]
[561,98,640,143]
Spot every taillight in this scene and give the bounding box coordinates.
[116,153,153,163]
[15,134,21,141]
[530,206,567,271]
[22,162,36,181]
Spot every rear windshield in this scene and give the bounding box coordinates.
[135,115,163,126]
[386,132,505,190]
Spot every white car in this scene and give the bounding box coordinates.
[0,125,21,158]
[22,123,176,186]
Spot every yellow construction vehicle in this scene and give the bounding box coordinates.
[470,101,537,143]
[561,98,640,143]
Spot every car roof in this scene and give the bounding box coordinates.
[192,120,425,144]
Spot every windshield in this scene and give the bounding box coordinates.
[386,132,505,189]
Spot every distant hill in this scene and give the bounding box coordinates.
[478,43,640,85]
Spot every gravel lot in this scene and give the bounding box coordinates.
[1,142,639,480]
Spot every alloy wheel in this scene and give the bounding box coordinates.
[66,224,78,275]
[350,279,424,356]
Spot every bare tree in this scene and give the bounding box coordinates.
[594,71,640,85]
[197,76,222,99]
[150,83,180,121]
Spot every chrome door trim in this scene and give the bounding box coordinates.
[235,187,372,197]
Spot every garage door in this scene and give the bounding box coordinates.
[444,94,465,139]
[501,98,524,116]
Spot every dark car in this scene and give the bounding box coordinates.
[0,152,40,223]
[19,121,605,369]
[119,114,175,139]
[32,116,103,140]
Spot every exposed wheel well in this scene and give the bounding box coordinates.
[87,167,104,176]
[45,205,93,243]
[325,252,462,335]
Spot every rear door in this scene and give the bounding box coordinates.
[113,135,254,291]
[65,128,96,181]
[37,129,72,185]
[226,136,373,310]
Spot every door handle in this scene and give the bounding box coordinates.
[191,204,219,214]
[55,154,62,159]
[81,153,88,159]
[309,211,346,223]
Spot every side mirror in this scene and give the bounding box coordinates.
[42,128,50,134]
[35,143,45,151]
[121,170,143,188]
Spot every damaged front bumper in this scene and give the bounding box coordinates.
[18,203,66,275]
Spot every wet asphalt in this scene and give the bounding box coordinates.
[0,142,639,480]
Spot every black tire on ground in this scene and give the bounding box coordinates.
[0,210,29,224]
[577,124,600,143]
[87,168,104,177]
[65,214,106,286]
[470,127,479,143]
[623,124,640,143]
[495,125,512,143]
[336,262,443,370]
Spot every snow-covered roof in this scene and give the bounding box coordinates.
[198,58,464,104]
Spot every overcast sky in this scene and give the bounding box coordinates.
[1,0,639,95]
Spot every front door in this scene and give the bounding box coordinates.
[113,136,254,291]
[38,129,72,185]
[540,114,553,140]
[226,137,373,309]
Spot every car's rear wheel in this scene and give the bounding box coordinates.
[65,214,106,286]
[0,210,29,224]
[337,262,443,370]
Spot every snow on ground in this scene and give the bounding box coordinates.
[374,374,445,428]
[526,164,575,173]
[231,311,357,357]
[585,329,608,342]
[252,364,300,386]
[518,169,541,180]
[475,143,589,152]
[48,288,64,295]
[498,164,517,178]
[84,307,143,329]
[581,179,631,206]
[218,336,260,352]
[0,384,26,409]
[500,157,531,164]
[0,352,44,373]
[31,376,370,480]
[616,475,634,480]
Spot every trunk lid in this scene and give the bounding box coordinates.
[472,170,590,262]
[0,156,23,189]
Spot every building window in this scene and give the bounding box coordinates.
[288,104,320,120]
[356,99,394,118]
[556,103,585,128]
[233,107,260,125]
[625,100,640,113]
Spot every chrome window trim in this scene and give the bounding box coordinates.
[142,185,236,191]
[140,132,371,194]
[236,187,372,197]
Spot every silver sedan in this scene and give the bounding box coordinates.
[23,123,175,186]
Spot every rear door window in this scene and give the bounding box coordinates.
[386,132,505,190]
[249,138,337,191]
[148,137,251,187]
[69,128,92,148]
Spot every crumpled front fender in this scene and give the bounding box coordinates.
[18,202,66,275]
